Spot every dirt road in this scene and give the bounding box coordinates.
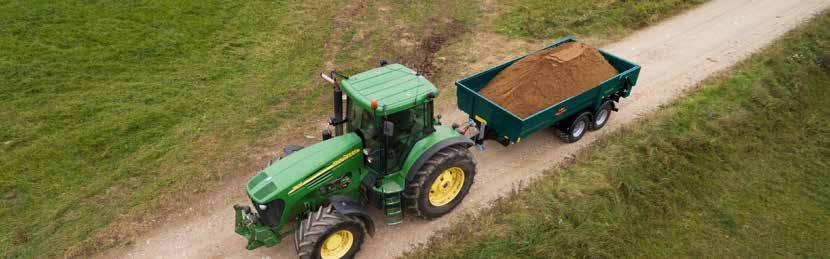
[96,0,830,258]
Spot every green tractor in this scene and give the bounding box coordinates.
[233,63,476,258]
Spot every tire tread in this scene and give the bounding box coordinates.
[404,145,476,219]
[294,205,365,259]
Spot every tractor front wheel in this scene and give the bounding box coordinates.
[406,146,476,219]
[294,205,365,259]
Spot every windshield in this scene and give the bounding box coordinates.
[348,101,378,145]
[347,100,431,174]
[347,101,383,172]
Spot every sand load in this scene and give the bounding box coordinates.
[479,42,618,118]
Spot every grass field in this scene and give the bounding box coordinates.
[405,11,830,258]
[496,0,707,40]
[0,1,340,257]
[0,0,704,257]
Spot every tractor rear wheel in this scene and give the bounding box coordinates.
[406,146,476,219]
[294,205,365,259]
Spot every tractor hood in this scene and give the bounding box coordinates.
[246,133,362,204]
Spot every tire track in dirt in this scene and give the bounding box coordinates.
[95,0,830,258]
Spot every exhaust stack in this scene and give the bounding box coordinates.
[321,72,345,136]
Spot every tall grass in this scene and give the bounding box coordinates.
[405,10,830,258]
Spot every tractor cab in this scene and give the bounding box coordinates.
[338,64,438,175]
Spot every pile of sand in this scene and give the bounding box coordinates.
[480,42,618,118]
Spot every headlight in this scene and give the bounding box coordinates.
[253,199,285,227]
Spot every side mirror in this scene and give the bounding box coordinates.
[383,121,394,136]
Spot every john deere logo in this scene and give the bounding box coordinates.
[556,107,567,116]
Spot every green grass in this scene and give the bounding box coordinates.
[405,11,830,258]
[496,0,707,40]
[0,0,709,257]
[0,1,342,257]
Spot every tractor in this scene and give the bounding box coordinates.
[233,63,476,258]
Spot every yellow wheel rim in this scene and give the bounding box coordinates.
[428,167,465,206]
[320,230,354,259]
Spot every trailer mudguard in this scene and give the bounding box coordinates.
[402,126,473,183]
[328,195,375,235]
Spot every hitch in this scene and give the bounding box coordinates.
[233,204,283,250]
[460,119,487,152]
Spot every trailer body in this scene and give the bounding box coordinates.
[456,37,641,144]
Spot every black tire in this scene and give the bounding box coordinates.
[557,112,591,143]
[294,205,365,259]
[405,146,476,219]
[591,101,614,130]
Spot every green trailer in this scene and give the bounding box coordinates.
[456,37,641,145]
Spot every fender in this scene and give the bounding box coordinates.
[404,135,473,183]
[328,195,375,235]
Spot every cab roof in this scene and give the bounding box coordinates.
[340,64,438,115]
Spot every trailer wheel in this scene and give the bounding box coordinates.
[558,112,591,143]
[295,205,365,259]
[406,146,476,219]
[591,101,614,130]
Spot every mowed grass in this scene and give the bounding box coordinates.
[0,1,341,257]
[496,0,707,40]
[406,11,830,258]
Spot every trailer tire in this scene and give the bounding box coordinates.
[591,101,614,130]
[406,146,476,219]
[558,112,591,143]
[295,205,365,259]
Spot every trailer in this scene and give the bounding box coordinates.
[456,37,641,146]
